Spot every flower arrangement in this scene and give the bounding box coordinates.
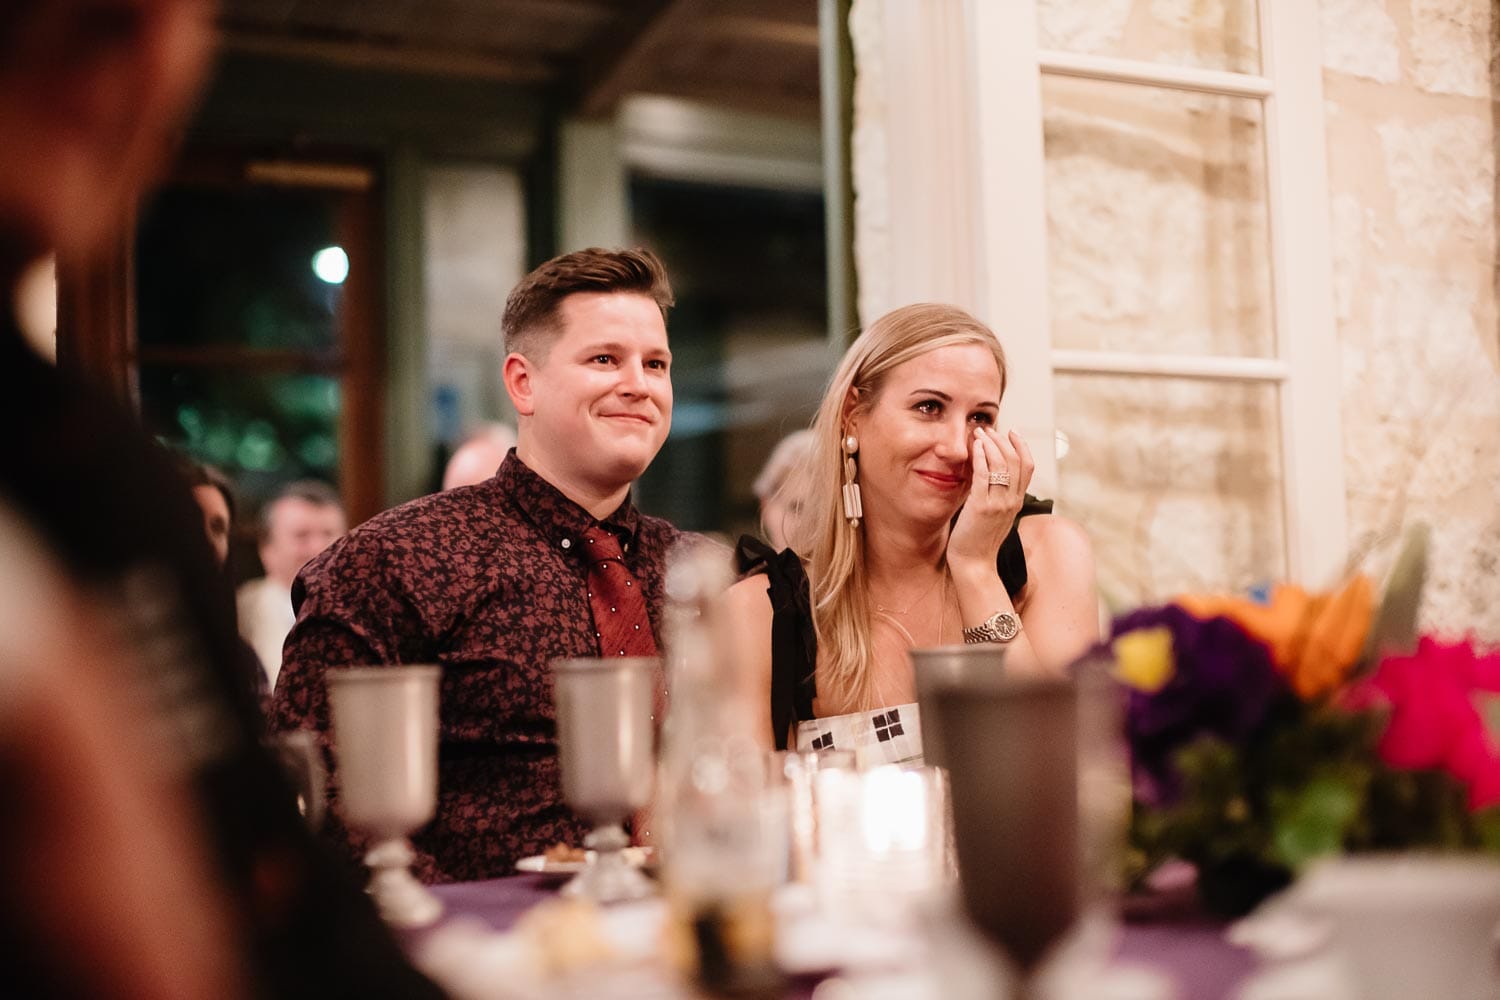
[1113,527,1500,916]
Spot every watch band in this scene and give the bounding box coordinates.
[962,610,1021,644]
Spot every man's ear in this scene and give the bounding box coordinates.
[502,353,536,417]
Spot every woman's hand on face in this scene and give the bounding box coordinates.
[945,427,1035,572]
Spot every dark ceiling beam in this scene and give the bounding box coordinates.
[573,0,700,119]
[220,28,557,85]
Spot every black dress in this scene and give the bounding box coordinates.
[735,495,1053,750]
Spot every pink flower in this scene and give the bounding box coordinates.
[1353,637,1500,810]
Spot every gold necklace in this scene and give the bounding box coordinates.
[873,565,947,616]
[873,571,949,648]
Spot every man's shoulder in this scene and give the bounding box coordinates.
[634,512,691,553]
[347,484,514,549]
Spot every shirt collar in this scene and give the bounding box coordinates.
[495,451,641,556]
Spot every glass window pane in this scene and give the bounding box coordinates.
[136,187,342,353]
[628,175,830,537]
[139,367,341,512]
[1043,76,1274,358]
[1036,0,1260,74]
[1054,373,1285,606]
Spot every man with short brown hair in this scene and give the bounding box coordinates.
[274,246,684,882]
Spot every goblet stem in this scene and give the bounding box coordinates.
[364,837,443,928]
[563,822,654,903]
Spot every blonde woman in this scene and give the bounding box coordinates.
[726,304,1099,759]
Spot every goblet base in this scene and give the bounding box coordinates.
[563,823,656,904]
[365,837,444,928]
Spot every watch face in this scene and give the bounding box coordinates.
[994,612,1020,641]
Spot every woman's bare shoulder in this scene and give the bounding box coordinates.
[1017,512,1093,560]
[1016,513,1096,603]
[723,573,774,619]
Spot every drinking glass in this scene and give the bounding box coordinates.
[553,656,658,903]
[925,674,1081,997]
[814,765,954,926]
[326,665,443,928]
[909,643,1009,770]
[768,748,856,884]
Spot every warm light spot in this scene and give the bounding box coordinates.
[312,246,349,285]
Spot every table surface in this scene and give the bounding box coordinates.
[425,875,1258,1000]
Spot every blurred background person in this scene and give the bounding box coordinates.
[441,421,517,490]
[752,428,814,551]
[175,452,238,568]
[239,480,346,690]
[0,1,445,995]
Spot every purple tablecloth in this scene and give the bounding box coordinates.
[428,876,1257,1000]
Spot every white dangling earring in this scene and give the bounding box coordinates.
[841,434,863,528]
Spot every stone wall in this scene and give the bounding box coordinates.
[1319,0,1499,636]
[1044,0,1498,630]
[852,0,1499,631]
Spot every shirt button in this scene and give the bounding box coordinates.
[560,538,572,550]
[595,631,601,638]
[618,650,626,655]
[625,580,632,587]
[633,624,640,631]
[610,607,617,613]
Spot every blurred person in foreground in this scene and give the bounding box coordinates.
[442,421,517,490]
[275,247,687,882]
[238,480,346,689]
[0,1,444,996]
[751,428,814,551]
[727,304,1100,761]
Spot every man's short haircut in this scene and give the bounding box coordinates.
[258,479,342,543]
[501,247,674,361]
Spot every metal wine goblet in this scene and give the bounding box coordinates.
[924,673,1081,998]
[327,664,443,928]
[553,656,658,903]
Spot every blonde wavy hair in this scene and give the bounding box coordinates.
[778,303,1008,711]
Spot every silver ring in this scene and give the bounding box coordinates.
[987,472,1010,487]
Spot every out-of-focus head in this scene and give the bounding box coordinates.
[797,302,1007,555]
[173,452,235,567]
[441,422,516,491]
[0,0,217,264]
[502,248,675,498]
[754,429,814,551]
[257,480,345,586]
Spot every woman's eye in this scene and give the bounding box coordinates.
[915,399,941,415]
[591,354,615,365]
[970,412,996,426]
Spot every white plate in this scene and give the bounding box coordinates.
[514,846,654,875]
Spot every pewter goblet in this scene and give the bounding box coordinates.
[554,656,658,903]
[327,665,443,928]
[924,674,1080,998]
[910,643,1009,769]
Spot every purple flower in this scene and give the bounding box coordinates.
[1114,605,1287,806]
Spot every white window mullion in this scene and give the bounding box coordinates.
[1037,50,1272,100]
[968,0,1058,495]
[1052,350,1289,383]
[1259,0,1348,586]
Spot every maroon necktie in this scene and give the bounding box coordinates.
[583,528,659,658]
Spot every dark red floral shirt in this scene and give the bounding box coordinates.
[271,453,682,883]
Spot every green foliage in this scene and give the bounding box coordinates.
[1129,694,1496,916]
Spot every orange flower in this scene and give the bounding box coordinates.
[1176,575,1373,700]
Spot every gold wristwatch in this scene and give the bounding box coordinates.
[962,610,1021,644]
